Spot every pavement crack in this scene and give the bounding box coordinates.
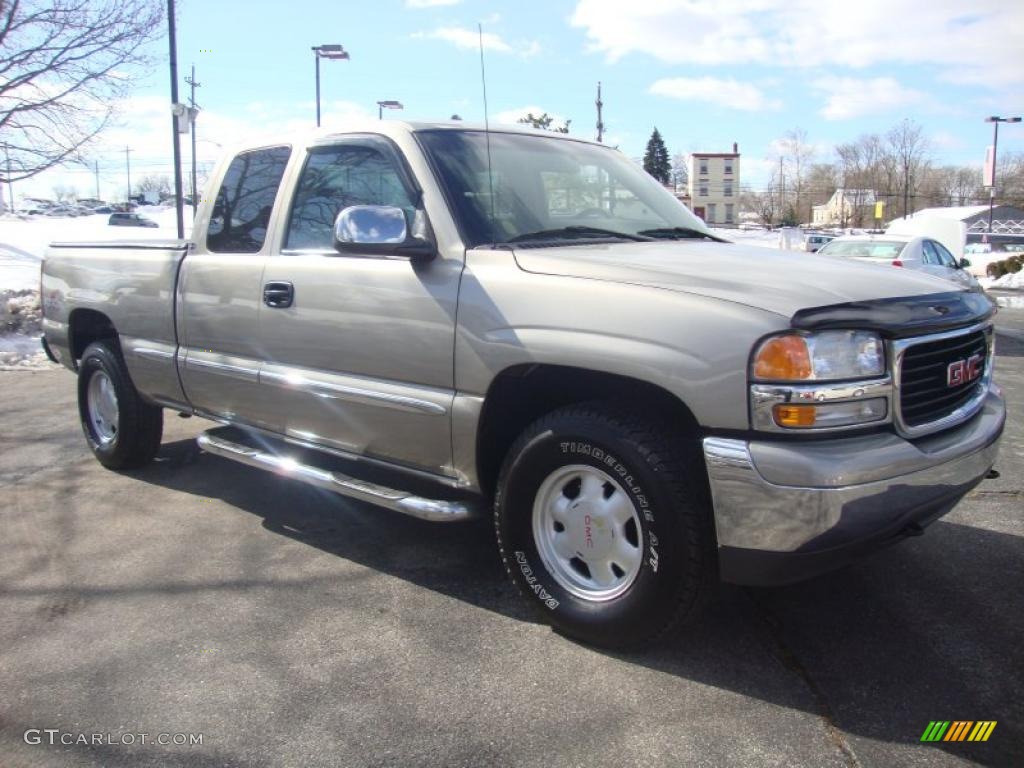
[741,589,863,768]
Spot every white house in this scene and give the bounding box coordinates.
[812,189,877,227]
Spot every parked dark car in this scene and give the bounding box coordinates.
[108,212,158,228]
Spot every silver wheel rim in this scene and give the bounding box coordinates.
[532,464,644,601]
[86,369,119,444]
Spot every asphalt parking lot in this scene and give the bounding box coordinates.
[1,310,1021,768]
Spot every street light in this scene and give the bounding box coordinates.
[984,115,1022,232]
[377,100,403,120]
[312,44,350,127]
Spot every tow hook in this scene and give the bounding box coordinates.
[985,468,1000,480]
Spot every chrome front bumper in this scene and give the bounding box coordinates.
[703,387,1005,585]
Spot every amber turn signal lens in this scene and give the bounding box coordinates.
[753,335,812,380]
[773,404,817,427]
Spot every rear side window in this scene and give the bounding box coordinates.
[207,146,291,253]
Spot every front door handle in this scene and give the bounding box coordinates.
[263,281,294,308]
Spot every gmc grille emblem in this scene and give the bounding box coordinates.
[947,353,983,388]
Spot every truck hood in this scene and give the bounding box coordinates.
[511,239,966,319]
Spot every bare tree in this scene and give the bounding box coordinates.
[777,128,815,223]
[671,152,688,193]
[136,173,171,200]
[52,183,77,202]
[998,151,1024,208]
[920,166,982,207]
[0,0,163,182]
[886,119,930,218]
[835,134,886,226]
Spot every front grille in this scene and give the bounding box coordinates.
[898,329,987,428]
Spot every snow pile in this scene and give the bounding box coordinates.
[711,227,797,250]
[0,289,54,370]
[990,271,1024,290]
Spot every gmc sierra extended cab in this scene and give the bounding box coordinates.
[41,122,1005,648]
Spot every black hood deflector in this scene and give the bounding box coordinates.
[790,290,995,338]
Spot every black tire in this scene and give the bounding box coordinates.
[77,340,163,469]
[495,402,715,649]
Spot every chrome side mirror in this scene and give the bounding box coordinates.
[333,205,436,261]
[334,205,408,245]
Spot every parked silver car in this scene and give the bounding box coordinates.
[818,234,978,288]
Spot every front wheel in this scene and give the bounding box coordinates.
[495,403,715,649]
[78,340,163,469]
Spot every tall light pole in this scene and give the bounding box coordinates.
[984,115,1022,233]
[312,44,349,127]
[167,0,185,238]
[377,100,403,120]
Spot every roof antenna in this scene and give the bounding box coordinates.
[478,23,496,243]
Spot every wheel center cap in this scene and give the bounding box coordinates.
[568,501,614,557]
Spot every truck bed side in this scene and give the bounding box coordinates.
[41,239,190,408]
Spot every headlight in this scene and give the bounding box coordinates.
[752,330,884,382]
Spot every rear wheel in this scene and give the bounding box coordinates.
[78,340,163,469]
[495,403,715,649]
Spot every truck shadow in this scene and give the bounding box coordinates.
[131,437,1022,767]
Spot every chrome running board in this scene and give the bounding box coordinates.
[197,430,478,522]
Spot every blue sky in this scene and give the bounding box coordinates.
[23,0,1024,198]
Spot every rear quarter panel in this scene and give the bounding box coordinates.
[42,241,189,406]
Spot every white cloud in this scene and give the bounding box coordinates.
[649,77,781,112]
[405,0,460,7]
[811,76,929,120]
[412,26,539,56]
[570,0,1024,86]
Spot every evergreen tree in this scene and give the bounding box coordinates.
[643,128,671,184]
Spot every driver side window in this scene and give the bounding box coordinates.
[284,144,415,251]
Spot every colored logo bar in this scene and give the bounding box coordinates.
[921,721,997,742]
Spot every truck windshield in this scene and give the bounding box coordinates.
[417,130,713,248]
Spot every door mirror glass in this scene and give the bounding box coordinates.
[334,205,408,245]
[958,257,971,269]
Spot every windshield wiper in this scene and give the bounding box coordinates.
[505,226,654,244]
[636,226,723,241]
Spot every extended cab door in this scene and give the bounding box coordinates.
[177,145,291,428]
[254,136,460,476]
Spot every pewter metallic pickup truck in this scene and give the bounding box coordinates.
[41,122,1005,648]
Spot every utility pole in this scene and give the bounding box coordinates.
[94,161,100,200]
[595,81,604,143]
[167,0,185,238]
[185,64,201,217]
[3,142,13,212]
[125,146,133,206]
